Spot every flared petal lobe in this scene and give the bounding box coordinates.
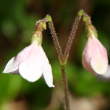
[40,47,54,87]
[3,57,19,73]
[82,36,108,75]
[3,44,35,74]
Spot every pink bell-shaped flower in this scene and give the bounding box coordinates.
[3,20,54,87]
[82,35,108,76]
[82,12,109,77]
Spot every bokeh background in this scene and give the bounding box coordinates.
[0,0,110,110]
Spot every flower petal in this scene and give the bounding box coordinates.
[90,55,108,74]
[99,65,110,78]
[19,57,43,82]
[19,45,45,82]
[43,63,54,87]
[82,36,108,75]
[3,44,35,74]
[3,57,19,73]
[40,48,54,87]
[15,44,35,64]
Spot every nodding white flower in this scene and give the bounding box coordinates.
[3,42,54,87]
[82,36,108,76]
[3,20,54,87]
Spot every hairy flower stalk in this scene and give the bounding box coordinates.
[64,10,83,64]
[82,12,109,77]
[46,15,64,64]
[3,18,54,87]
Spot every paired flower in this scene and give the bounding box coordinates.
[82,35,108,76]
[3,20,54,87]
[82,14,110,78]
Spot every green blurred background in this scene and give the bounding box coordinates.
[0,0,110,110]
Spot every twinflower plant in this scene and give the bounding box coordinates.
[3,18,54,87]
[3,10,110,110]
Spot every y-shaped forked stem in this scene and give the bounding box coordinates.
[45,10,83,110]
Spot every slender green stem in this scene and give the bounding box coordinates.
[61,65,70,110]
